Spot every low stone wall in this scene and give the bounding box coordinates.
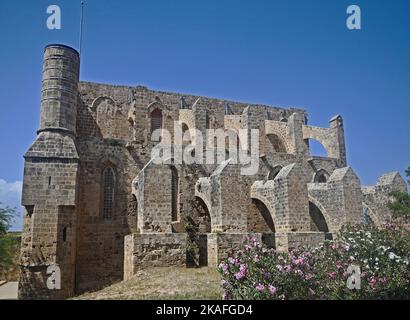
[206,233,263,267]
[124,233,187,281]
[275,232,328,252]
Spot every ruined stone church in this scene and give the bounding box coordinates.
[18,44,407,299]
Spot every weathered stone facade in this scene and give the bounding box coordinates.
[18,44,408,299]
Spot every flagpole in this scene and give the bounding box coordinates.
[79,1,85,57]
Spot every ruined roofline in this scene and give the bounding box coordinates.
[79,80,307,114]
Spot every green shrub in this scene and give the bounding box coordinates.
[218,224,410,300]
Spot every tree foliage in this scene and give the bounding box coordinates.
[0,203,19,279]
[388,166,410,218]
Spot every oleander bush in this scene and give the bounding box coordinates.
[218,224,410,300]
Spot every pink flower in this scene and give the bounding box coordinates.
[234,264,248,280]
[219,263,229,274]
[268,285,277,295]
[327,272,337,279]
[305,273,314,280]
[284,265,291,273]
[256,284,265,292]
[369,276,377,289]
[294,257,305,265]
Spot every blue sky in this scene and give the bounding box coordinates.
[0,0,409,231]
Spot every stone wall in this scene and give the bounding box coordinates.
[123,233,187,281]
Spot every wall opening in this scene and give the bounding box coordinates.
[306,139,328,157]
[314,169,329,183]
[102,166,115,221]
[267,134,287,153]
[63,226,67,242]
[267,165,282,181]
[194,196,211,234]
[309,201,329,232]
[248,199,275,233]
[150,108,163,139]
[25,205,34,217]
[170,166,179,222]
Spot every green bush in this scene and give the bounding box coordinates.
[218,224,410,300]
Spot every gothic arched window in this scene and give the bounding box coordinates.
[102,167,115,220]
[150,108,163,133]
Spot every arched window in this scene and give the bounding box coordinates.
[314,169,329,183]
[150,108,163,134]
[103,167,115,220]
[171,166,179,222]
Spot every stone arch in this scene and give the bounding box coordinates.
[91,96,130,139]
[91,96,116,111]
[264,121,291,153]
[314,169,330,183]
[302,125,336,157]
[250,193,277,229]
[194,196,211,233]
[147,101,166,114]
[362,202,381,227]
[305,138,329,157]
[308,196,331,233]
[194,192,211,219]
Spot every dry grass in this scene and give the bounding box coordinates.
[73,267,223,300]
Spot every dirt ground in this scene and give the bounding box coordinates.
[73,267,223,300]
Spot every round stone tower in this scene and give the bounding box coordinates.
[39,44,80,135]
[19,44,81,300]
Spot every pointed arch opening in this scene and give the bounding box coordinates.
[194,196,211,233]
[309,201,329,232]
[248,199,275,233]
[314,169,330,183]
[150,108,163,136]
